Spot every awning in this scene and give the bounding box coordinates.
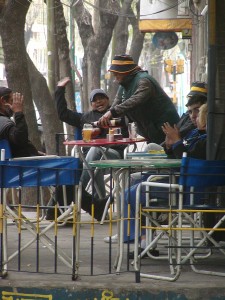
[139,18,192,32]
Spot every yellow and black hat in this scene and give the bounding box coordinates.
[187,82,207,97]
[108,54,137,73]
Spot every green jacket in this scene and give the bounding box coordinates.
[110,70,180,144]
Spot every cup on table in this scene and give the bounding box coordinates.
[128,122,137,140]
[82,123,93,142]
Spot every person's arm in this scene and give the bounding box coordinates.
[172,138,206,159]
[55,77,83,128]
[110,91,123,109]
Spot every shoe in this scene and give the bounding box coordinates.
[92,198,108,221]
[129,247,159,259]
[157,213,168,224]
[104,234,118,244]
[81,187,108,221]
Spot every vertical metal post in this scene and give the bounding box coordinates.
[47,0,56,96]
[173,65,177,105]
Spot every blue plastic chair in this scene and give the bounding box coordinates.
[134,155,225,281]
[74,127,82,140]
[177,156,225,276]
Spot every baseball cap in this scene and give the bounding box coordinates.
[90,89,108,102]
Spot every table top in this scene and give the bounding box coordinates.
[89,158,181,169]
[63,138,146,147]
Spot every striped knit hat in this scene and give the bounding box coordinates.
[187,82,207,97]
[108,54,137,73]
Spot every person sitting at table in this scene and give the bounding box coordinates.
[0,87,41,157]
[55,77,129,199]
[0,86,107,222]
[126,103,208,258]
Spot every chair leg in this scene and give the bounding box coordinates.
[134,183,182,282]
[179,212,225,277]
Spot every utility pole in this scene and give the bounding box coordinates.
[47,0,56,97]
[164,58,184,105]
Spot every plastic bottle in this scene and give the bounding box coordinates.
[91,121,99,127]
[91,118,122,128]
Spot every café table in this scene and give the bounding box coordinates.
[63,138,146,199]
[89,158,181,273]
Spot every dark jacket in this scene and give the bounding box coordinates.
[55,86,128,156]
[172,129,207,159]
[0,112,39,158]
[110,70,180,144]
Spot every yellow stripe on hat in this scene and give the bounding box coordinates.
[112,60,135,65]
[191,87,207,93]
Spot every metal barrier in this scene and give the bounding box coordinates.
[0,156,81,280]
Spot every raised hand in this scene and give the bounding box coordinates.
[11,92,24,113]
[162,122,181,148]
[57,77,71,87]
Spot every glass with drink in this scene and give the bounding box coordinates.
[82,123,93,142]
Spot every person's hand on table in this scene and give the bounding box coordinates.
[98,111,112,127]
[162,122,181,149]
[57,77,70,87]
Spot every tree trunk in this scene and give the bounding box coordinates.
[73,0,119,112]
[0,0,42,150]
[0,1,70,155]
[27,55,64,154]
[55,0,75,138]
[129,1,145,63]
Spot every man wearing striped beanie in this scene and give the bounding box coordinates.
[98,54,180,144]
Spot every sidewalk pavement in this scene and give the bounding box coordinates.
[1,212,225,300]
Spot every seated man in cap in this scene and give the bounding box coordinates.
[55,77,128,200]
[98,54,180,144]
[0,87,41,157]
[164,81,208,158]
